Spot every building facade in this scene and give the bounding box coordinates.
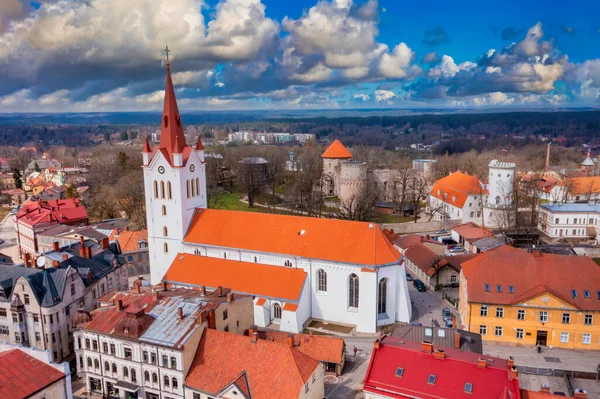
[74,287,253,399]
[459,245,600,350]
[538,203,600,242]
[429,171,488,224]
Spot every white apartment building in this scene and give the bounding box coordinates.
[429,171,488,223]
[74,287,253,399]
[538,203,600,241]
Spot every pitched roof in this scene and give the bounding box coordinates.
[564,176,600,195]
[322,139,352,159]
[363,337,520,399]
[113,230,148,252]
[185,329,319,399]
[391,325,483,354]
[249,329,345,364]
[0,349,66,399]
[461,245,600,311]
[163,253,307,301]
[453,222,494,241]
[16,198,88,228]
[159,65,187,156]
[184,209,400,266]
[404,242,443,277]
[430,171,485,208]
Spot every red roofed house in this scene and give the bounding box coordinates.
[321,139,369,206]
[429,160,516,229]
[110,228,149,276]
[147,60,412,334]
[0,348,70,399]
[459,245,600,350]
[451,222,494,252]
[74,286,253,398]
[185,328,324,399]
[15,198,88,257]
[363,336,521,399]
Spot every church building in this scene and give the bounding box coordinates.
[143,59,411,334]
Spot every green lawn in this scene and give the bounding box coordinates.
[209,192,266,212]
[376,214,415,223]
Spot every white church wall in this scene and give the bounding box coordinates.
[253,300,269,328]
[357,270,378,333]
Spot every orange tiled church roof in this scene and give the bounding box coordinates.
[321,139,352,159]
[183,209,401,266]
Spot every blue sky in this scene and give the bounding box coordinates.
[0,0,599,111]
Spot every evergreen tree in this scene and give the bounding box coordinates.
[12,168,22,190]
[104,131,110,142]
[65,184,76,199]
[33,161,40,173]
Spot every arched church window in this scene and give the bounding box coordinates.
[162,205,166,216]
[349,274,359,308]
[378,278,387,315]
[163,115,168,128]
[167,182,172,199]
[254,256,257,263]
[196,178,200,195]
[164,243,168,253]
[273,303,282,320]
[317,269,327,292]
[186,180,190,199]
[154,181,158,199]
[191,178,196,197]
[163,227,168,237]
[160,181,165,199]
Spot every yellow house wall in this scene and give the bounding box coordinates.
[464,290,600,350]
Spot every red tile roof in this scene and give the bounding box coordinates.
[184,209,400,266]
[163,253,307,301]
[430,171,486,208]
[255,298,266,306]
[250,329,345,365]
[185,329,319,399]
[461,245,600,311]
[404,242,441,277]
[453,222,494,241]
[160,66,187,156]
[364,337,521,399]
[113,229,148,252]
[283,303,299,312]
[383,230,444,251]
[16,198,88,228]
[322,139,352,159]
[0,349,66,399]
[563,176,600,195]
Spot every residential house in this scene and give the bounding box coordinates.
[184,328,324,399]
[451,222,494,253]
[0,237,128,362]
[0,348,70,399]
[36,224,109,254]
[459,245,600,349]
[429,171,488,223]
[1,188,25,206]
[0,172,15,190]
[74,286,253,399]
[363,337,520,399]
[26,158,61,173]
[391,324,483,354]
[15,198,89,257]
[245,327,346,375]
[538,203,600,242]
[111,229,149,276]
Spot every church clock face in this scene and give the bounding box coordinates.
[158,166,165,174]
[189,164,195,172]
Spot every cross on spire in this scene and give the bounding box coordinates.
[164,45,171,69]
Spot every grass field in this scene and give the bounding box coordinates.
[376,214,415,223]
[209,192,267,213]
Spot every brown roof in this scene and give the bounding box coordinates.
[383,230,443,250]
[404,242,445,277]
[185,329,319,398]
[248,329,345,364]
[0,349,66,399]
[462,245,600,310]
[439,254,478,273]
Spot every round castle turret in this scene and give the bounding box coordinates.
[484,160,516,228]
[339,161,368,203]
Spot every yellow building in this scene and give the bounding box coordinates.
[459,245,600,350]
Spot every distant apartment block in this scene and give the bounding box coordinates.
[228,131,315,144]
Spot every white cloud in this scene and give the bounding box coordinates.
[353,93,370,101]
[375,89,396,103]
[378,43,415,78]
[428,55,476,78]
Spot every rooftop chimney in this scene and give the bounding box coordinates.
[509,366,518,381]
[200,286,206,296]
[574,389,588,399]
[227,292,234,303]
[101,237,109,249]
[79,242,85,258]
[250,331,258,344]
[540,385,551,394]
[62,253,69,261]
[86,246,92,259]
[162,281,168,292]
[477,358,487,369]
[135,284,141,294]
[215,286,223,296]
[52,241,59,252]
[177,307,184,321]
[52,260,60,267]
[433,349,446,360]
[533,249,541,259]
[507,356,514,368]
[115,299,123,311]
[454,332,461,349]
[285,335,293,348]
[421,341,433,354]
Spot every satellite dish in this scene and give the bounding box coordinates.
[36,257,46,268]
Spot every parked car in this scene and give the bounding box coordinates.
[442,238,458,246]
[413,279,427,292]
[405,273,413,281]
[449,246,466,254]
[442,307,452,321]
[444,318,453,328]
[434,229,448,236]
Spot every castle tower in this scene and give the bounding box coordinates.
[321,139,352,197]
[581,149,595,174]
[484,160,516,228]
[143,54,207,284]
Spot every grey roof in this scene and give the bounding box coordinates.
[391,325,483,354]
[541,203,600,213]
[0,264,68,307]
[26,159,62,171]
[472,235,508,252]
[60,251,125,286]
[239,157,268,165]
[582,157,595,166]
[0,265,39,299]
[140,297,204,347]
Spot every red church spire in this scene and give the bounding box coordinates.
[143,135,151,153]
[159,46,187,155]
[195,135,204,151]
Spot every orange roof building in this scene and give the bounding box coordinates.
[430,171,486,209]
[459,245,600,350]
[322,139,352,159]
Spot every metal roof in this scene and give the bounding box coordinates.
[391,325,483,354]
[140,296,205,347]
[541,203,600,213]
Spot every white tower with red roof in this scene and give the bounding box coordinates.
[143,52,207,284]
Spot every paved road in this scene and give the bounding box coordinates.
[0,212,19,261]
[408,282,453,327]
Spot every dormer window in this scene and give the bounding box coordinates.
[484,284,490,292]
[465,382,473,394]
[571,289,577,298]
[584,290,590,299]
[427,375,436,384]
[496,285,502,293]
[452,196,456,202]
[395,367,404,377]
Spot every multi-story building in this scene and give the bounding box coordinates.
[184,328,324,399]
[429,171,488,223]
[538,203,600,242]
[146,61,412,334]
[110,228,149,277]
[363,337,520,399]
[74,286,253,399]
[0,237,128,362]
[15,198,89,257]
[459,245,600,350]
